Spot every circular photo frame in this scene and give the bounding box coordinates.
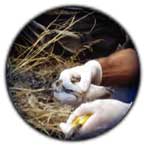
[6,5,140,141]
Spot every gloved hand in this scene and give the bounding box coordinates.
[59,60,102,94]
[60,99,131,138]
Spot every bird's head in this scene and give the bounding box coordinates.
[52,79,63,92]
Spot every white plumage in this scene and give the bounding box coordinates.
[52,79,112,105]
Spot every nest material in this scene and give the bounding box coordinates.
[6,11,101,139]
[10,89,73,139]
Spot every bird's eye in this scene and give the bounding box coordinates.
[55,80,63,86]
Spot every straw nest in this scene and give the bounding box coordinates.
[6,10,101,139]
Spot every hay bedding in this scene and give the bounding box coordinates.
[7,59,75,139]
[6,9,102,139]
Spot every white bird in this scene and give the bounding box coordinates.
[52,79,113,105]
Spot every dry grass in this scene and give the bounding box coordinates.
[9,88,73,139]
[6,11,101,139]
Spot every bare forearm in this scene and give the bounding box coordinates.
[97,48,140,86]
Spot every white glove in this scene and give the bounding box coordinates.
[60,99,131,138]
[59,60,102,94]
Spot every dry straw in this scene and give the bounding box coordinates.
[7,10,100,139]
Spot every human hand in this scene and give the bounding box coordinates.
[60,99,131,138]
[59,60,102,94]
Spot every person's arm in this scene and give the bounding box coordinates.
[97,48,140,86]
[59,48,139,94]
